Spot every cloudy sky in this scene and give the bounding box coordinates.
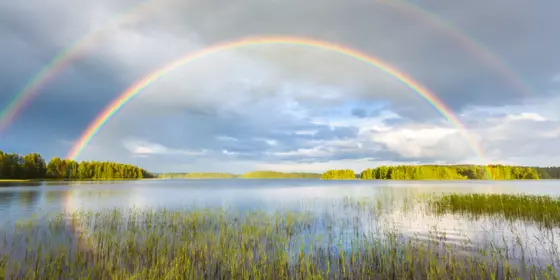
[0,0,559,173]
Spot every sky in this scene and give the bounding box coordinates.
[0,0,559,173]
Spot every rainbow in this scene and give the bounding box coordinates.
[380,0,532,97]
[66,36,489,172]
[0,0,167,134]
[0,0,531,136]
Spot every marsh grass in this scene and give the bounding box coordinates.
[428,193,560,229]
[0,195,559,279]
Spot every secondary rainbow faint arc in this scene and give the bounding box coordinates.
[0,0,532,136]
[0,0,169,134]
[66,36,488,166]
[378,0,532,97]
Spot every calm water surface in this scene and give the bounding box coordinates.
[2,179,560,263]
[0,179,558,221]
[2,179,560,224]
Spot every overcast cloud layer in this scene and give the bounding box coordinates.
[0,0,559,173]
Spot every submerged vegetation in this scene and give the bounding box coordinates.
[0,149,154,180]
[428,193,560,228]
[2,192,560,279]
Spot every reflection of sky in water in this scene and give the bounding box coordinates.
[2,179,560,262]
[2,179,560,221]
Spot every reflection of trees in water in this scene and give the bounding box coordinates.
[0,182,41,187]
[44,188,69,203]
[17,190,41,209]
[0,191,16,208]
[44,180,128,187]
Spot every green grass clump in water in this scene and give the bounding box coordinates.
[0,199,558,280]
[428,193,560,228]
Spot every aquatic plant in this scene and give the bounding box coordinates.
[428,193,560,228]
[1,195,559,279]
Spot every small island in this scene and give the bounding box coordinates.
[239,171,322,179]
[158,171,322,179]
[158,172,238,179]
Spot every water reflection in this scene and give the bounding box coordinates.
[16,190,41,208]
[1,179,560,277]
[0,181,42,187]
[0,191,16,209]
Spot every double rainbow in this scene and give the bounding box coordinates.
[65,36,488,176]
[0,0,531,135]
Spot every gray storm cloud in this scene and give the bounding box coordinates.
[0,0,559,172]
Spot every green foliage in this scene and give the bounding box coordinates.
[159,172,238,179]
[320,169,356,180]
[534,167,560,179]
[0,149,154,180]
[360,165,466,180]
[240,171,321,179]
[356,164,541,180]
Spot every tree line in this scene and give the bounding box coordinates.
[533,167,560,179]
[322,165,551,180]
[321,169,358,180]
[0,150,154,180]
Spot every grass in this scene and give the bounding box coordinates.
[428,193,560,228]
[1,194,560,279]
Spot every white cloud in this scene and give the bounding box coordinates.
[370,126,472,159]
[255,158,411,173]
[505,112,547,122]
[253,138,278,146]
[122,138,206,156]
[216,136,239,142]
[268,146,330,158]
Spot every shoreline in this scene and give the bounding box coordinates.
[0,178,159,183]
[1,178,555,183]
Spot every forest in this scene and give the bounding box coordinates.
[0,150,154,180]
[322,165,558,180]
[3,148,559,181]
[321,169,358,180]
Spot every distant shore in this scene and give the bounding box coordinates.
[158,171,322,180]
[0,178,156,183]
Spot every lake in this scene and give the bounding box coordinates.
[3,179,560,221]
[1,179,560,278]
[2,179,560,230]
